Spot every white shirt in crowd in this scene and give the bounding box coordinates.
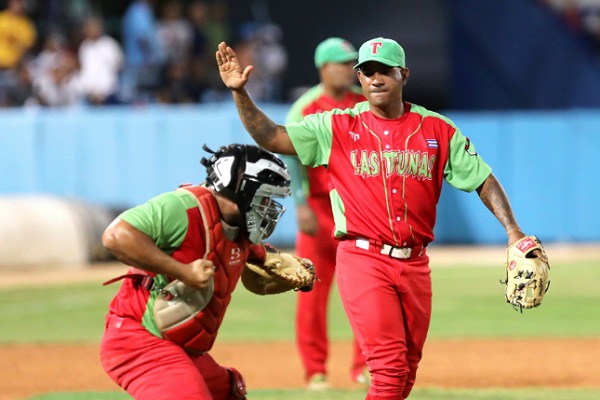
[78,35,124,98]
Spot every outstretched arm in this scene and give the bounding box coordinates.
[216,41,296,155]
[476,173,525,246]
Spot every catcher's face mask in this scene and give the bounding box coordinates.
[245,190,286,243]
[201,143,291,243]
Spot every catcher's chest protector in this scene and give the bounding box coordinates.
[165,186,250,352]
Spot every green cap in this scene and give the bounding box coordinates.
[314,37,358,68]
[354,37,405,69]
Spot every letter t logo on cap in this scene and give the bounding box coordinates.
[370,41,383,54]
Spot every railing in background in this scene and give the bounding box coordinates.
[1,105,598,246]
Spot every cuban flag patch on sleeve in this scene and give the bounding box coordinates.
[426,139,438,148]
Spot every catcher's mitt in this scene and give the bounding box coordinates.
[501,235,550,312]
[242,245,316,295]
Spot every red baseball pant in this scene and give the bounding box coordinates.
[336,240,432,399]
[100,313,233,400]
[295,197,366,381]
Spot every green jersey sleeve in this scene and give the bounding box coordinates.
[119,191,195,253]
[444,128,492,192]
[286,111,333,167]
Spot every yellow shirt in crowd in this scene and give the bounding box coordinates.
[0,10,36,69]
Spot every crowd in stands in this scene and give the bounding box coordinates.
[0,0,288,108]
[541,0,600,55]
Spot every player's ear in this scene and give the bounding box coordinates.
[400,67,410,85]
[357,69,365,83]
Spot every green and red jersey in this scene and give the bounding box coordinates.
[286,101,491,246]
[107,186,251,351]
[285,84,365,203]
[108,190,199,332]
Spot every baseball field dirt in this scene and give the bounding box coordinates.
[2,244,599,400]
[2,338,600,399]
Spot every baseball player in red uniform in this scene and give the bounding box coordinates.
[217,38,535,399]
[282,37,367,389]
[100,144,291,400]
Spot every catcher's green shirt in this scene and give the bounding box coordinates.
[111,190,200,337]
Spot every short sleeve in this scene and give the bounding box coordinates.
[443,129,492,192]
[119,191,191,252]
[286,112,333,167]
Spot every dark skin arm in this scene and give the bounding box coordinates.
[476,173,524,245]
[102,219,215,290]
[216,41,296,155]
[477,174,546,260]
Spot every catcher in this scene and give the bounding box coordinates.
[100,144,315,400]
[502,235,550,312]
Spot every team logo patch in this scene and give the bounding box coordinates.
[516,237,536,253]
[464,138,477,156]
[426,139,438,148]
[230,247,242,265]
[369,41,383,54]
[348,131,360,141]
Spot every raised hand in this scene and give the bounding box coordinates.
[216,41,254,91]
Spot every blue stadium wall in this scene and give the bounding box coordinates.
[1,105,598,246]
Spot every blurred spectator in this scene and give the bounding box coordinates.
[121,0,163,103]
[78,16,124,105]
[31,50,82,107]
[204,0,231,51]
[155,59,197,104]
[187,0,211,102]
[157,0,192,64]
[542,0,583,31]
[1,61,33,106]
[188,0,209,60]
[562,0,584,31]
[254,23,288,102]
[0,0,37,104]
[0,0,37,69]
[541,0,600,50]
[27,31,68,81]
[195,0,235,102]
[234,22,288,103]
[580,3,600,55]
[38,0,94,46]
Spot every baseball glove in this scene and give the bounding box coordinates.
[241,245,316,295]
[501,235,550,312]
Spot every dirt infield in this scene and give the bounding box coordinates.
[1,338,600,400]
[1,244,599,400]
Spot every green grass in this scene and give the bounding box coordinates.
[26,387,600,400]
[1,259,598,343]
[0,283,118,342]
[428,259,600,338]
[5,258,600,399]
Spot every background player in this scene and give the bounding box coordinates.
[281,37,367,390]
[216,37,543,399]
[100,144,291,400]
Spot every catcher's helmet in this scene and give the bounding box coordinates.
[201,144,291,243]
